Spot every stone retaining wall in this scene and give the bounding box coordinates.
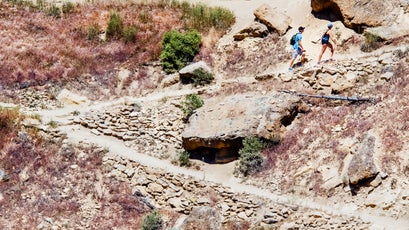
[74,100,184,160]
[103,154,369,228]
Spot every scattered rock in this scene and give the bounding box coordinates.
[348,134,379,185]
[181,206,222,230]
[234,22,269,41]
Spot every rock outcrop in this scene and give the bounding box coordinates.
[311,0,409,40]
[233,22,269,41]
[182,93,302,163]
[311,0,401,29]
[253,4,291,35]
[179,61,212,84]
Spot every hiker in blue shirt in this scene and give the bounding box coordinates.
[289,26,306,71]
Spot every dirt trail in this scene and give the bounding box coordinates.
[43,105,409,229]
[24,0,409,228]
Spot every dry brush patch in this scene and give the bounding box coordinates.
[262,103,373,194]
[0,1,179,89]
[0,126,152,229]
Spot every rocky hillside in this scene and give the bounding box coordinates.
[1,0,409,229]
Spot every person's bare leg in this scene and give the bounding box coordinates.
[289,58,295,69]
[328,43,334,60]
[317,45,327,63]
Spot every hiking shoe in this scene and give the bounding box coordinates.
[288,67,294,71]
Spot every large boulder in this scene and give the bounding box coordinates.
[347,134,379,185]
[182,92,302,163]
[253,4,291,35]
[366,13,409,40]
[179,61,212,84]
[311,0,402,30]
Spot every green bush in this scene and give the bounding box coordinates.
[87,23,101,41]
[47,120,58,128]
[47,4,61,18]
[160,30,201,74]
[123,26,137,43]
[106,12,124,40]
[360,32,382,52]
[141,209,162,230]
[235,136,264,177]
[178,151,191,167]
[62,1,75,14]
[192,68,214,86]
[180,94,204,121]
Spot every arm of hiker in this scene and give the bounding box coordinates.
[299,40,305,51]
[329,31,337,45]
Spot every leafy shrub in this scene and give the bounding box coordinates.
[160,30,201,73]
[47,4,61,18]
[360,32,382,52]
[141,209,162,230]
[178,151,191,167]
[106,12,124,40]
[123,26,137,43]
[235,136,264,177]
[180,94,204,121]
[62,1,75,14]
[87,23,101,41]
[192,68,214,86]
[47,120,58,128]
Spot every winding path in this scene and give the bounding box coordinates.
[28,88,409,229]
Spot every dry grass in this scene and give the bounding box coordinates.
[0,111,151,229]
[0,107,21,149]
[0,0,232,93]
[0,140,151,228]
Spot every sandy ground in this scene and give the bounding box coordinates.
[190,0,353,71]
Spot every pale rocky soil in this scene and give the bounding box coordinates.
[4,0,409,229]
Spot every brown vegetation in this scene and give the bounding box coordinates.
[0,0,232,93]
[0,0,183,89]
[0,108,155,228]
